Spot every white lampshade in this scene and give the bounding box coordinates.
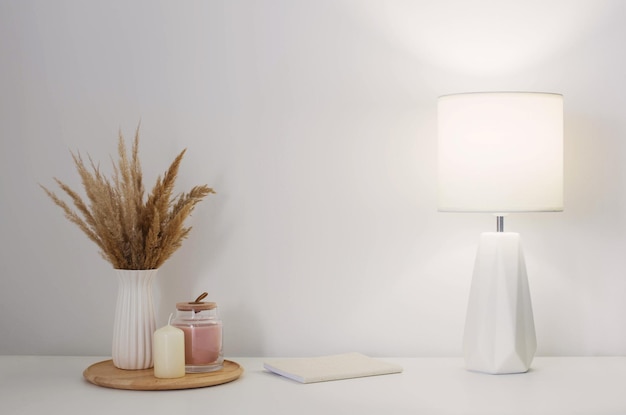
[438,92,563,212]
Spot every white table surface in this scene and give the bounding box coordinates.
[1,356,625,415]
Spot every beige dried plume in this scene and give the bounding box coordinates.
[40,126,215,269]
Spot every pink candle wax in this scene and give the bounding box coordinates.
[180,324,222,365]
[172,299,223,372]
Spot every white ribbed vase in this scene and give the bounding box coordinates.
[112,269,158,370]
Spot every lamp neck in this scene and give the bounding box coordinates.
[496,216,504,232]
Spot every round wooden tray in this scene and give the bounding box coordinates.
[83,359,243,391]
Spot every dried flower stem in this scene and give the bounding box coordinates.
[40,126,214,269]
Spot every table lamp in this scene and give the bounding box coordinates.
[438,92,563,374]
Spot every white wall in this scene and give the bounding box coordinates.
[1,0,625,358]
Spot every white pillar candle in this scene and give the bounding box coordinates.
[153,314,185,379]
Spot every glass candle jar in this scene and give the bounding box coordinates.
[171,301,223,373]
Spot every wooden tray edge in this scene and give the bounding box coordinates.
[83,359,243,391]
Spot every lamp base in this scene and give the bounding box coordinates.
[463,232,537,374]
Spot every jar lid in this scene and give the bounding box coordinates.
[176,301,217,311]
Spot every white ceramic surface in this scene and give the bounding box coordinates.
[463,232,536,374]
[112,269,158,370]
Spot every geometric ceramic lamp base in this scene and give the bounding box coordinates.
[463,232,537,374]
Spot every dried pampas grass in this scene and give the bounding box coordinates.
[40,126,214,270]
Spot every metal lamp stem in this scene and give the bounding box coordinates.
[496,216,504,232]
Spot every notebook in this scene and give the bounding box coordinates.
[263,352,403,384]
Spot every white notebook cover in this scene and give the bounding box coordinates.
[263,352,403,383]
